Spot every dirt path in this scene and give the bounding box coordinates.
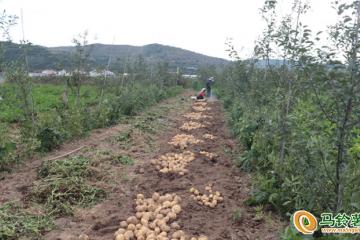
[1,92,287,240]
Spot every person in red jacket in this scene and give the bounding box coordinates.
[196,88,206,99]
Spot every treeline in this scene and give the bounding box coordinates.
[215,1,360,237]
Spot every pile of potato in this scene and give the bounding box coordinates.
[199,151,217,159]
[203,121,212,125]
[168,134,204,150]
[179,121,205,131]
[194,102,207,106]
[181,113,212,120]
[193,106,211,111]
[151,151,195,175]
[203,134,217,139]
[189,185,224,208]
[114,193,208,240]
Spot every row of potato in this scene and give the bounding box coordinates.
[192,106,211,111]
[114,193,208,240]
[151,152,195,175]
[168,134,204,150]
[179,121,205,131]
[181,112,213,120]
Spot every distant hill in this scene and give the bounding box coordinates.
[2,42,228,73]
[49,43,228,72]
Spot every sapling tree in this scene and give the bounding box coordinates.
[67,30,94,108]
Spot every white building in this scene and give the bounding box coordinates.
[58,69,72,76]
[90,70,115,77]
[42,70,58,76]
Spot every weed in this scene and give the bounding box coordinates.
[232,208,243,221]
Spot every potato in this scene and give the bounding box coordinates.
[165,194,173,201]
[155,227,161,234]
[142,223,149,229]
[191,238,197,240]
[153,192,160,201]
[194,190,199,195]
[146,234,156,239]
[170,222,180,230]
[136,212,143,219]
[217,197,224,202]
[136,205,148,212]
[146,198,155,205]
[160,224,171,232]
[212,200,217,205]
[141,218,149,225]
[155,206,163,212]
[163,201,171,208]
[163,216,170,223]
[140,226,150,234]
[190,195,196,200]
[196,196,201,201]
[216,191,220,197]
[197,201,203,206]
[156,165,161,171]
[138,236,145,240]
[117,229,126,234]
[158,196,167,204]
[209,194,213,199]
[78,234,89,240]
[136,224,142,230]
[209,203,216,208]
[138,194,145,199]
[150,211,159,221]
[172,230,185,238]
[124,230,134,239]
[204,202,211,206]
[170,201,178,207]
[156,214,164,220]
[135,230,144,238]
[213,195,218,201]
[160,209,171,215]
[159,232,167,237]
[128,224,135,231]
[148,204,158,212]
[115,235,125,240]
[127,216,138,225]
[149,222,156,230]
[158,219,167,227]
[198,236,208,240]
[172,205,181,214]
[167,212,177,220]
[205,186,210,191]
[120,221,128,228]
[179,172,185,176]
[209,190,212,193]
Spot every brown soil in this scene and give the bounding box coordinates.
[0,91,288,240]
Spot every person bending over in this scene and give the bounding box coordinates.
[196,88,206,99]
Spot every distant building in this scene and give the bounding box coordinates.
[182,75,198,79]
[42,70,58,76]
[58,69,71,76]
[29,73,47,77]
[89,70,115,77]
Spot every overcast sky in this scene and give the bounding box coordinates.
[1,0,352,60]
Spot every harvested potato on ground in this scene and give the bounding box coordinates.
[156,151,195,175]
[198,235,209,240]
[172,230,185,238]
[170,222,181,230]
[203,134,217,139]
[179,121,205,131]
[168,134,204,149]
[193,106,211,111]
[172,205,182,214]
[120,221,128,228]
[78,234,89,240]
[182,112,212,120]
[115,235,124,240]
